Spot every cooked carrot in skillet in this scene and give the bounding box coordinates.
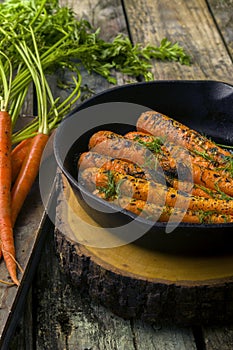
[124,131,232,198]
[80,108,233,224]
[88,130,183,176]
[78,151,169,185]
[88,130,158,170]
[79,151,217,199]
[116,196,233,224]
[80,167,233,215]
[166,177,219,199]
[94,192,233,224]
[88,130,233,197]
[78,151,146,178]
[136,110,232,170]
[124,131,220,171]
[78,151,108,170]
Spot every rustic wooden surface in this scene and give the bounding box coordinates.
[29,226,198,350]
[124,0,233,82]
[54,174,233,325]
[5,0,233,349]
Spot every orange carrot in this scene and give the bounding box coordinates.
[11,133,49,227]
[168,178,218,199]
[11,138,32,183]
[135,110,233,184]
[124,131,216,171]
[0,110,19,285]
[80,167,233,215]
[88,130,233,196]
[94,191,233,224]
[136,110,232,166]
[113,196,233,224]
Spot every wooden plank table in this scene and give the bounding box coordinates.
[2,0,233,349]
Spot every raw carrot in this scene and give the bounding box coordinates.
[11,138,32,183]
[11,132,49,227]
[0,110,19,285]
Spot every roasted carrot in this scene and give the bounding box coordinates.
[80,167,233,215]
[136,110,232,168]
[88,130,233,196]
[78,151,108,170]
[111,196,233,224]
[88,130,164,171]
[167,177,218,199]
[93,190,233,224]
[88,130,194,180]
[79,151,215,199]
[124,131,228,198]
[11,133,49,227]
[191,165,233,197]
[124,131,216,170]
[88,130,121,150]
[11,138,32,183]
[0,110,19,285]
[78,151,148,179]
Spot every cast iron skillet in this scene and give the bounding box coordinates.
[54,80,233,254]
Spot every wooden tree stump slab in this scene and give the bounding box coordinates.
[54,174,233,326]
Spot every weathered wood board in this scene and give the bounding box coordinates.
[124,0,233,83]
[207,0,233,58]
[26,223,197,350]
[54,174,233,325]
[6,0,233,348]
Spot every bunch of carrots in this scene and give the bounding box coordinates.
[0,27,81,286]
[78,110,233,225]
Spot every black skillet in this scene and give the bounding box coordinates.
[54,80,233,254]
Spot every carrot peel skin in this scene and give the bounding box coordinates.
[11,138,32,183]
[11,133,49,227]
[0,111,19,285]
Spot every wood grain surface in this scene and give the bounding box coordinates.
[29,227,197,350]
[124,0,233,82]
[7,0,233,348]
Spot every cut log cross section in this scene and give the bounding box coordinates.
[54,174,233,325]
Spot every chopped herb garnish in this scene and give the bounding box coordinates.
[97,170,116,199]
[134,135,165,153]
